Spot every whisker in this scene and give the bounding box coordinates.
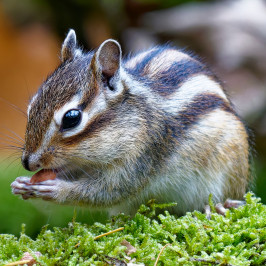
[63,167,78,181]
[49,158,71,181]
[14,162,25,178]
[0,140,24,149]
[0,138,23,148]
[0,97,27,118]
[70,163,103,185]
[3,127,25,142]
[4,158,22,173]
[57,166,73,181]
[0,143,24,151]
[0,132,24,145]
[1,151,21,160]
[0,152,21,170]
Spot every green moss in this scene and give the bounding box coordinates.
[1,193,265,265]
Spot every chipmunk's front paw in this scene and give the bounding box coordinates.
[204,199,246,219]
[11,176,60,201]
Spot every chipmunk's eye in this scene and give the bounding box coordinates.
[61,109,82,131]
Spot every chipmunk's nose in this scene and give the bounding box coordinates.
[22,155,30,171]
[21,153,41,172]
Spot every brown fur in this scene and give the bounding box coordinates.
[16,30,252,215]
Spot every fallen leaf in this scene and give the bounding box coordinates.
[121,239,137,255]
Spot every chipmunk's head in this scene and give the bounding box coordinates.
[22,29,141,173]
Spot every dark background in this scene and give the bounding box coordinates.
[0,0,265,237]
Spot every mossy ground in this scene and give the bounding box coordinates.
[1,193,266,265]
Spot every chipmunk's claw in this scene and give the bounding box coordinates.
[223,199,246,209]
[204,199,246,219]
[11,176,59,201]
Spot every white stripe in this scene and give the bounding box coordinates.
[165,74,228,113]
[122,70,228,115]
[41,120,57,148]
[27,94,38,116]
[148,49,190,78]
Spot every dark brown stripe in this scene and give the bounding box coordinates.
[78,73,99,111]
[170,93,234,137]
[132,93,236,176]
[151,59,214,97]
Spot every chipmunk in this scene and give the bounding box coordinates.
[11,29,251,215]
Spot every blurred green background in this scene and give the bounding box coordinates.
[0,0,265,237]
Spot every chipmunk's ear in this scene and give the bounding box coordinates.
[95,39,122,80]
[61,29,77,62]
